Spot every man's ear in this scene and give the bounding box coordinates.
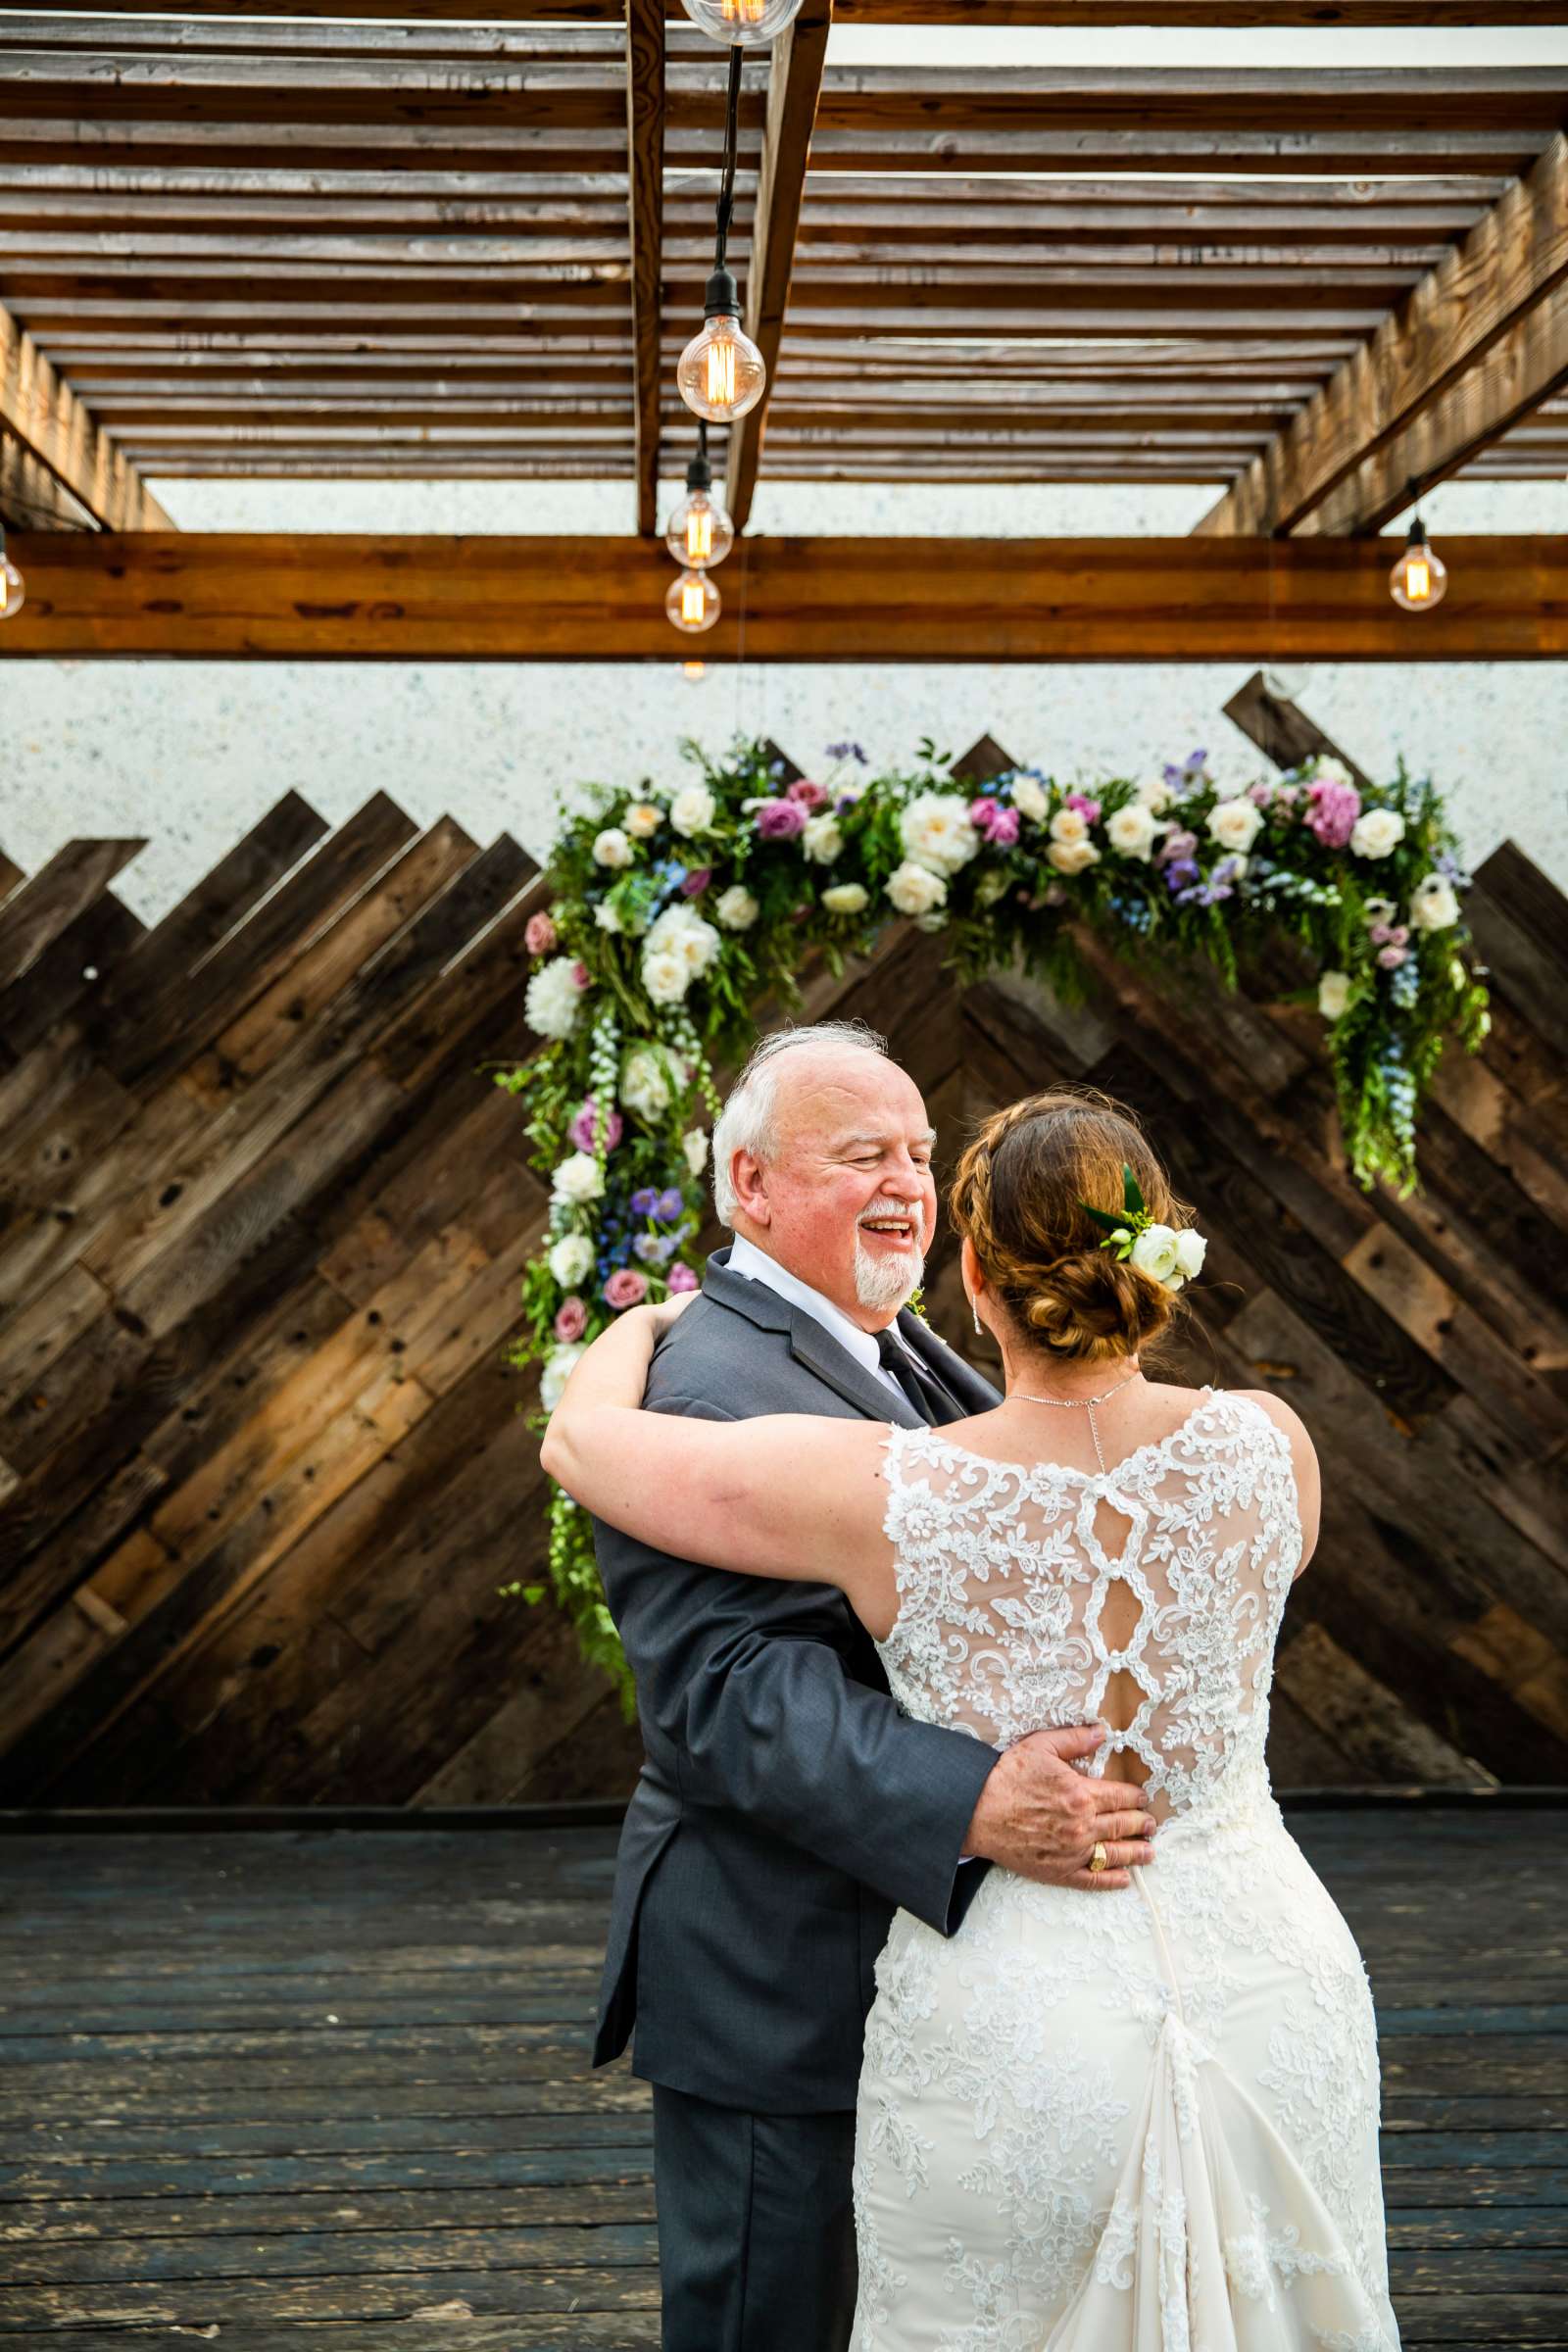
[730,1150,770,1227]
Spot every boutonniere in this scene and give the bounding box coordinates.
[1077,1162,1207,1292]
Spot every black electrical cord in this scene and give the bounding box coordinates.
[714,44,744,273]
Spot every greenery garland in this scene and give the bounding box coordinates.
[494,734,1491,1706]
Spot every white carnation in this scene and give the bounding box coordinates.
[822,882,869,914]
[1010,776,1049,823]
[886,860,949,916]
[1317,968,1352,1020]
[552,1151,604,1205]
[642,947,691,1004]
[1105,802,1162,860]
[802,813,844,864]
[525,955,586,1042]
[1349,807,1406,859]
[1129,1222,1181,1284]
[1409,875,1459,930]
[1047,838,1101,876]
[669,781,717,837]
[714,884,760,930]
[900,792,980,876]
[1207,797,1264,854]
[624,801,663,838]
[540,1343,586,1416]
[1049,806,1089,846]
[683,1127,709,1176]
[548,1232,595,1288]
[592,826,634,869]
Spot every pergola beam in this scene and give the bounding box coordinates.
[1196,131,1568,538]
[624,0,662,536]
[725,0,832,531]
[3,532,1565,661]
[0,299,172,530]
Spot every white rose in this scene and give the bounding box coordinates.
[641,946,691,1004]
[885,860,949,917]
[802,813,843,864]
[1207,797,1263,854]
[1049,806,1089,845]
[1173,1230,1206,1282]
[1047,838,1101,876]
[1010,776,1049,823]
[900,792,980,876]
[1129,1222,1181,1284]
[713,884,759,930]
[669,781,717,838]
[524,955,586,1042]
[592,826,633,869]
[540,1343,586,1416]
[624,801,663,838]
[552,1151,604,1205]
[1409,876,1459,931]
[822,882,869,915]
[620,1045,686,1122]
[972,869,1010,908]
[647,902,720,974]
[594,901,623,933]
[1349,808,1406,859]
[1105,802,1161,860]
[683,1127,709,1176]
[1317,968,1352,1020]
[548,1233,595,1288]
[1135,776,1172,813]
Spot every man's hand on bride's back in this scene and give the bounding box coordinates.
[961,1725,1157,1892]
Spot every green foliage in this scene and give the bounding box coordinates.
[496,735,1489,1698]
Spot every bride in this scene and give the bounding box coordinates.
[543,1091,1400,2350]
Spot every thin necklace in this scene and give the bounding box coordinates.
[1011,1364,1144,1476]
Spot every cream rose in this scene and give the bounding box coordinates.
[620,1045,687,1122]
[1135,776,1173,813]
[1207,797,1263,854]
[1317,969,1352,1020]
[1105,802,1162,860]
[1129,1223,1181,1284]
[1010,776,1049,824]
[1409,875,1460,931]
[1049,806,1089,846]
[802,813,844,864]
[885,860,949,916]
[540,1343,586,1416]
[592,826,634,869]
[900,793,980,876]
[669,782,717,837]
[548,1232,595,1288]
[713,884,760,930]
[641,947,690,1004]
[1349,808,1406,859]
[624,801,663,838]
[683,1127,709,1176]
[552,1151,604,1206]
[822,882,869,915]
[1047,838,1101,876]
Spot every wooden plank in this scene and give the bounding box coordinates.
[724,0,832,532]
[1197,132,1568,536]
[0,297,172,531]
[1222,668,1376,789]
[6,532,1568,661]
[0,839,143,991]
[0,428,94,529]
[7,0,1568,18]
[623,0,662,538]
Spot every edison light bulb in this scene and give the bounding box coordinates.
[0,530,23,620]
[680,0,805,44]
[1389,516,1447,612]
[666,482,734,570]
[681,660,708,682]
[666,569,721,635]
[678,269,766,422]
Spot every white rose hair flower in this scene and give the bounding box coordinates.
[1079,1162,1205,1294]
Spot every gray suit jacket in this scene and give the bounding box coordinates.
[590,1245,1004,2114]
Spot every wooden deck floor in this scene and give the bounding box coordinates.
[0,1804,1561,2350]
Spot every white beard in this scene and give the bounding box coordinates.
[853,1229,926,1313]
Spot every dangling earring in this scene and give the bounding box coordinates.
[971,1293,983,1336]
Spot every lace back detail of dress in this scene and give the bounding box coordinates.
[876,1390,1302,1821]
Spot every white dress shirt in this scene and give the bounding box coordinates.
[726,1232,915,1403]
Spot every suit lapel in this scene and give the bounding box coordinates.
[897,1305,1004,1415]
[701,1246,925,1429]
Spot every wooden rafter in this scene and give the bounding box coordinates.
[1197,132,1568,537]
[0,301,172,531]
[13,1,1568,20]
[624,0,663,536]
[725,0,831,531]
[3,532,1565,661]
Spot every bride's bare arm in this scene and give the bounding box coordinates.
[540,1303,889,1599]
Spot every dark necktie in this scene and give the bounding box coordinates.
[876,1328,967,1427]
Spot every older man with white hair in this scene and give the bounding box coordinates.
[586,1022,1152,2352]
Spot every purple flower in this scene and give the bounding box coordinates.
[630,1186,660,1216]
[554,1295,588,1343]
[657,1186,684,1221]
[757,799,808,839]
[667,1261,701,1294]
[1305,778,1362,849]
[1247,782,1275,808]
[1156,827,1199,866]
[679,867,712,898]
[1164,858,1200,892]
[604,1268,649,1311]
[825,741,867,764]
[567,1096,623,1154]
[1064,792,1102,826]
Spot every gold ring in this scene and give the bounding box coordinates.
[1089,1840,1108,1873]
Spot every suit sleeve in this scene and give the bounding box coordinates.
[595,1388,1000,1938]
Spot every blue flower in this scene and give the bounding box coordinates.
[630,1187,660,1216]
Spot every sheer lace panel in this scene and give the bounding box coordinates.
[876,1390,1302,1823]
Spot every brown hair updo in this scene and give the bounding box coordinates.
[948,1087,1195,1363]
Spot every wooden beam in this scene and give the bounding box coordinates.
[624,0,662,537]
[0,301,172,530]
[0,429,94,528]
[2,532,1565,661]
[725,0,831,532]
[1222,669,1375,790]
[6,1,1566,21]
[1197,131,1568,537]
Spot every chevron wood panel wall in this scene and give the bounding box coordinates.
[1,738,1564,1804]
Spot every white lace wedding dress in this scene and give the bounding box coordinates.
[850,1386,1400,2351]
